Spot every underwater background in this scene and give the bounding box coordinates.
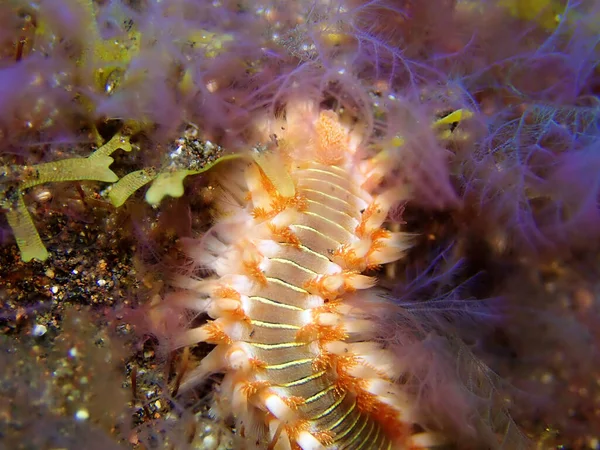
[0,0,599,448]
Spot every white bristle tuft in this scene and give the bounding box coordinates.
[296,431,326,450]
[264,394,295,422]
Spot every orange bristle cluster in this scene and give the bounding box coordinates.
[171,103,446,449]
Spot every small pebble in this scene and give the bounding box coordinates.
[31,324,47,337]
[75,408,89,421]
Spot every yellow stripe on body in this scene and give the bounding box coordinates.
[349,419,374,448]
[264,358,313,370]
[300,177,357,200]
[348,414,373,444]
[336,412,365,441]
[290,224,341,246]
[301,188,354,211]
[303,211,354,237]
[265,276,309,294]
[279,242,333,265]
[249,341,306,349]
[280,371,326,388]
[367,426,381,450]
[268,257,318,276]
[301,167,351,186]
[311,392,346,420]
[302,167,347,179]
[248,295,304,311]
[303,384,337,404]
[318,163,350,177]
[305,199,357,223]
[329,400,357,435]
[250,319,300,330]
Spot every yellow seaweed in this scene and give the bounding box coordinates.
[2,134,131,261]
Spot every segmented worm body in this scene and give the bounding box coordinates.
[173,106,444,449]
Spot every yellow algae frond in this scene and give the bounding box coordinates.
[374,108,474,162]
[107,168,158,208]
[1,133,131,261]
[31,0,140,96]
[141,154,242,207]
[5,195,49,262]
[433,109,474,127]
[18,133,131,190]
[186,30,234,59]
[69,0,141,92]
[498,0,566,30]
[144,170,191,206]
[433,109,475,141]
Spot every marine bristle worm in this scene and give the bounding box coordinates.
[168,102,446,449]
